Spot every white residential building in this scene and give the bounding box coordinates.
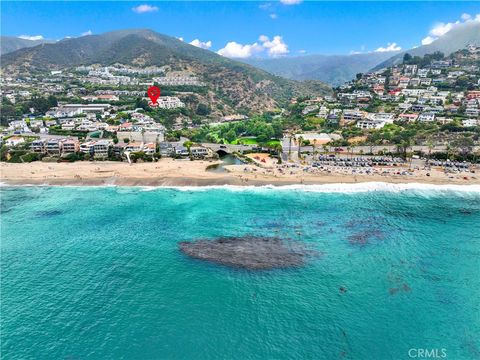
[155,96,185,109]
[356,119,386,130]
[463,119,479,127]
[366,112,395,123]
[5,136,25,147]
[418,112,436,122]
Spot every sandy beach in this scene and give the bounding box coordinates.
[1,159,479,187]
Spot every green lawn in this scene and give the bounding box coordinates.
[238,137,258,145]
[236,137,280,147]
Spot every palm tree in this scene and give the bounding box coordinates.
[445,143,452,162]
[288,134,293,159]
[297,136,303,159]
[426,138,434,164]
[184,140,193,161]
[473,148,480,165]
[274,143,283,164]
[450,144,458,162]
[347,145,353,159]
[399,139,411,160]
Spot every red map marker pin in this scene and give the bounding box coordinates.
[147,86,161,105]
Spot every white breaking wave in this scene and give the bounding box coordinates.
[2,182,480,194]
[141,182,480,194]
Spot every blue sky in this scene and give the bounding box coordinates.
[2,1,479,57]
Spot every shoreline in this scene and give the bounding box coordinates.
[1,160,479,188]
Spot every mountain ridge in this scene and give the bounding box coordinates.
[372,21,480,71]
[241,52,399,86]
[0,36,55,55]
[0,29,331,114]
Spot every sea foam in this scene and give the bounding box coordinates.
[141,182,480,194]
[2,181,480,194]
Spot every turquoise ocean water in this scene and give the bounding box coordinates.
[1,185,479,360]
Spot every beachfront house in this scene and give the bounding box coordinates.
[125,142,143,153]
[175,146,189,157]
[190,146,211,159]
[159,143,175,157]
[5,136,25,147]
[46,139,61,155]
[143,143,156,155]
[93,140,110,159]
[79,141,96,155]
[30,139,47,154]
[61,139,80,155]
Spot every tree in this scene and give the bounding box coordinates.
[225,129,236,143]
[123,138,130,144]
[47,95,58,108]
[403,53,412,63]
[183,140,193,160]
[452,136,474,159]
[273,143,283,164]
[0,97,17,126]
[135,97,149,110]
[426,138,434,163]
[297,136,303,159]
[288,134,293,159]
[347,145,353,159]
[196,103,211,116]
[271,120,283,139]
[28,96,52,114]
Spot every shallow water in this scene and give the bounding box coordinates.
[206,154,244,173]
[1,185,479,359]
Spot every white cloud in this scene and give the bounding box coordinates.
[258,35,269,42]
[375,42,401,52]
[280,0,302,5]
[81,30,92,36]
[421,13,480,45]
[217,34,289,58]
[270,13,278,19]
[260,35,289,57]
[349,45,367,55]
[177,37,184,41]
[421,36,436,45]
[18,35,44,41]
[430,22,457,37]
[132,4,159,13]
[217,41,263,58]
[189,39,212,50]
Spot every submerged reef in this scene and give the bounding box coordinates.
[179,236,316,270]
